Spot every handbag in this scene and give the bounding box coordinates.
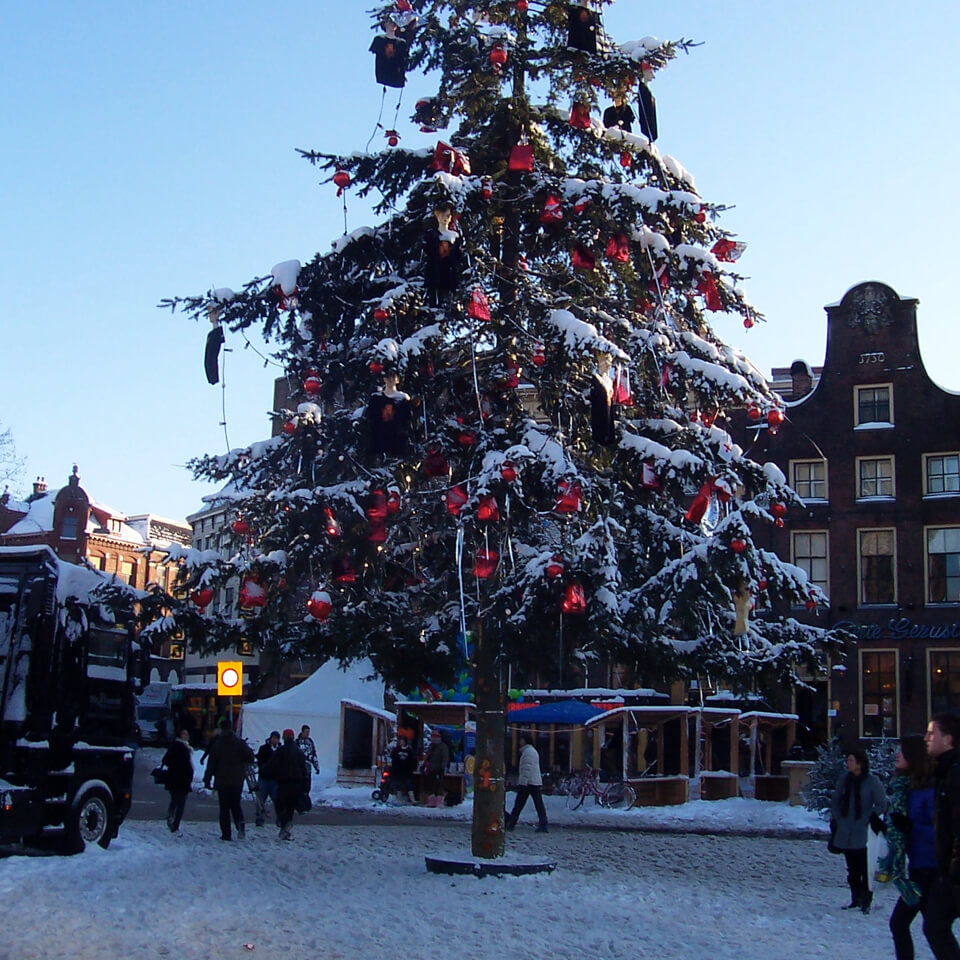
[150,766,168,787]
[295,792,312,814]
[827,819,842,855]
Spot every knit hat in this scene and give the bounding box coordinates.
[282,728,295,741]
[270,730,281,740]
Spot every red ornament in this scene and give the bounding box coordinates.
[572,246,596,271]
[805,594,818,612]
[697,272,723,311]
[373,307,390,321]
[500,462,518,482]
[546,555,564,579]
[517,0,529,10]
[747,405,762,422]
[306,590,332,622]
[540,195,564,225]
[613,365,633,406]
[508,142,534,173]
[476,495,500,523]
[641,462,661,490]
[730,538,747,554]
[239,577,266,609]
[423,447,449,478]
[331,556,356,585]
[711,239,747,263]
[555,480,582,514]
[619,151,632,169]
[333,169,351,196]
[323,506,341,538]
[386,489,402,514]
[489,44,508,70]
[304,375,321,395]
[481,178,493,200]
[743,316,755,329]
[457,429,478,447]
[232,519,249,535]
[473,548,499,579]
[605,233,630,263]
[569,103,592,130]
[367,519,387,543]
[191,587,214,609]
[282,420,296,436]
[767,408,785,433]
[468,287,491,321]
[369,360,384,374]
[531,341,546,367]
[366,489,388,520]
[562,582,587,615]
[771,502,787,520]
[498,359,521,390]
[385,129,399,147]
[757,579,768,591]
[446,485,468,517]
[694,206,707,224]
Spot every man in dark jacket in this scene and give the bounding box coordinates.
[255,731,281,826]
[923,712,960,958]
[161,728,194,835]
[203,717,255,841]
[264,728,309,840]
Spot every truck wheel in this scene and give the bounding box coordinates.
[66,787,114,853]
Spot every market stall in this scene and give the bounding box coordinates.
[506,700,607,782]
[337,699,396,787]
[740,711,798,801]
[393,701,476,802]
[696,707,741,800]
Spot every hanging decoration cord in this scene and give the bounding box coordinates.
[364,87,388,154]
[455,524,468,643]
[219,340,231,452]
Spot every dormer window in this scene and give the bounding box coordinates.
[61,516,79,540]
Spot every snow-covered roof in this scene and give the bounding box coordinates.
[3,488,146,545]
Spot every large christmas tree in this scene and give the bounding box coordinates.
[160,0,840,858]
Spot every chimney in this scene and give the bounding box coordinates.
[789,360,813,400]
[33,476,47,497]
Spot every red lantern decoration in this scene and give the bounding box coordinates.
[730,538,747,554]
[562,582,587,615]
[331,556,356,585]
[423,446,449,478]
[540,195,564,225]
[333,169,351,196]
[569,103,592,130]
[476,496,500,523]
[500,462,517,482]
[304,375,321,395]
[191,587,214,609]
[546,555,564,579]
[572,246,596,271]
[468,287,491,321]
[323,506,341,538]
[386,489,402,514]
[446,485,468,516]
[473,548,499,579]
[531,341,546,367]
[605,233,630,263]
[282,420,296,436]
[232,518,249,535]
[306,590,332,622]
[367,489,388,520]
[239,577,266,609]
[555,481,582,514]
[767,408,785,433]
[373,307,390,321]
[369,360,384,374]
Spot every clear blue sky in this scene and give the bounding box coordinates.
[2,1,958,521]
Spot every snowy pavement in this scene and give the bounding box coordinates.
[0,791,937,960]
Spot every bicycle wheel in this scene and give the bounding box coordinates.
[603,782,632,809]
[565,785,587,810]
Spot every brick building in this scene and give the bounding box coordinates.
[739,281,960,746]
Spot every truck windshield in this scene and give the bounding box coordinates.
[87,627,128,681]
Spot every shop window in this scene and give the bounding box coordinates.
[791,531,829,596]
[859,529,896,605]
[857,456,895,499]
[855,384,892,426]
[927,527,960,603]
[791,459,828,501]
[860,649,898,738]
[926,454,960,495]
[931,650,960,715]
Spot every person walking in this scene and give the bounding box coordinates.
[203,716,255,841]
[423,728,449,807]
[923,713,960,959]
[506,734,548,833]
[297,724,320,786]
[264,728,309,840]
[161,728,194,835]
[390,734,416,804]
[255,731,281,827]
[830,748,887,914]
[886,734,937,960]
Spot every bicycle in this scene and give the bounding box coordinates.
[563,766,636,810]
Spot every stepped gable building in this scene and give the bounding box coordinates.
[741,281,960,745]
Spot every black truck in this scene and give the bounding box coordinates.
[0,545,137,852]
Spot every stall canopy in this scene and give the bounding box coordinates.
[508,700,606,725]
[242,660,384,782]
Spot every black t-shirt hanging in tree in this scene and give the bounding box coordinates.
[603,103,635,133]
[590,374,617,447]
[370,35,408,88]
[638,83,658,141]
[567,5,598,53]
[366,391,412,456]
[423,230,461,294]
[204,326,224,385]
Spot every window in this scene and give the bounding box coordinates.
[791,459,827,501]
[855,384,892,426]
[931,650,960,715]
[859,529,896,605]
[61,516,79,540]
[120,560,136,585]
[860,650,898,738]
[926,454,960,495]
[792,531,829,596]
[927,527,960,603]
[857,456,894,499]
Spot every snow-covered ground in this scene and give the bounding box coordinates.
[0,786,937,960]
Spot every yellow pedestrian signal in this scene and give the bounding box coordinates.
[217,661,243,697]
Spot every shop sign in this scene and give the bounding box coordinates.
[834,617,960,641]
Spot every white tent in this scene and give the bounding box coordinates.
[241,660,384,783]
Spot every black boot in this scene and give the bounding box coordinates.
[841,883,861,910]
[860,890,873,915]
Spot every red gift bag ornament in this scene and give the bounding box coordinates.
[367,519,387,543]
[555,480,582,514]
[498,359,521,390]
[232,518,250,535]
[304,374,321,395]
[366,488,388,520]
[191,587,214,609]
[333,170,351,196]
[476,495,500,523]
[641,462,661,490]
[446,485,468,516]
[306,590,332,622]
[423,446,449,478]
[606,233,630,263]
[323,506,341,538]
[468,287,491,321]
[331,555,356,585]
[239,577,266,609]
[686,479,718,524]
[572,246,595,271]
[531,341,546,367]
[473,548,499,579]
[546,555,564,579]
[540,195,564,224]
[508,142,534,172]
[767,408,785,433]
[697,273,723,311]
[711,239,747,263]
[562,582,587,615]
[431,141,471,175]
[569,102,592,130]
[386,488,402,514]
[613,365,633,405]
[500,461,518,482]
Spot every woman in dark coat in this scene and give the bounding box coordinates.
[161,729,194,834]
[830,748,887,914]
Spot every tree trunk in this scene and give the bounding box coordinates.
[470,619,505,859]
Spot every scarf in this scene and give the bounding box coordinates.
[881,776,922,907]
[841,771,865,819]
